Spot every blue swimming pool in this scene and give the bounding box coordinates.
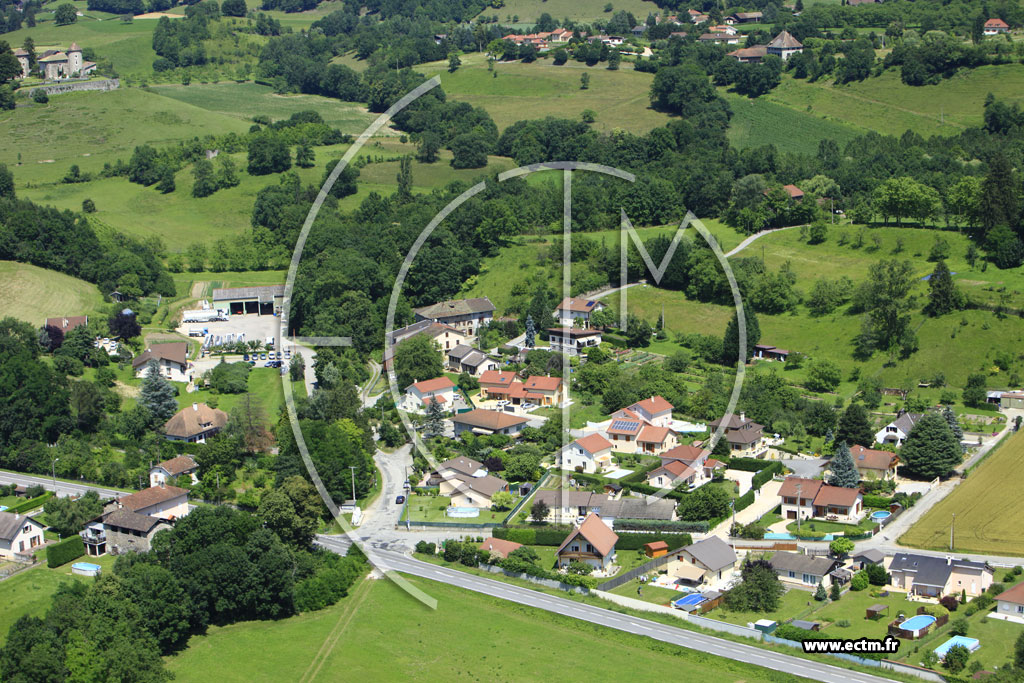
[0,506,7,512]
[672,594,706,609]
[764,532,836,541]
[71,562,102,577]
[445,506,480,518]
[898,614,937,634]
[934,636,980,658]
[871,510,891,521]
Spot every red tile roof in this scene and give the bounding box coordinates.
[45,316,88,332]
[661,444,705,463]
[783,184,804,199]
[557,513,618,557]
[997,581,1024,606]
[479,537,522,559]
[778,477,822,501]
[630,396,673,415]
[152,455,197,476]
[849,445,898,472]
[813,485,862,508]
[652,460,695,480]
[637,425,671,444]
[575,433,612,454]
[986,18,1009,29]
[479,370,516,386]
[524,376,562,392]
[557,297,601,313]
[408,376,456,393]
[450,409,529,430]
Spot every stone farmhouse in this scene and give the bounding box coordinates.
[15,42,97,80]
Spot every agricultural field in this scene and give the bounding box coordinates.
[165,574,804,682]
[0,88,251,186]
[419,54,669,134]
[474,0,662,26]
[764,65,1024,139]
[0,261,105,326]
[901,429,1024,556]
[721,91,865,156]
[147,82,379,132]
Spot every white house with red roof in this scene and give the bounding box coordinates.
[604,405,678,455]
[562,433,613,473]
[647,460,698,488]
[556,514,618,572]
[523,375,566,406]
[656,444,724,489]
[778,477,864,523]
[627,396,673,427]
[403,376,456,414]
[985,18,1010,35]
[554,296,605,328]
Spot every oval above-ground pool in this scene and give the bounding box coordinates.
[898,614,936,636]
[870,510,891,521]
[71,562,102,577]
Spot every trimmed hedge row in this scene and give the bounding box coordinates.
[863,494,894,509]
[6,491,55,515]
[611,519,709,533]
[493,526,693,550]
[47,535,85,568]
[751,462,784,491]
[733,489,755,513]
[726,458,778,472]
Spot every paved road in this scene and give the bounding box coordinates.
[316,537,895,683]
[0,469,128,500]
[724,226,801,258]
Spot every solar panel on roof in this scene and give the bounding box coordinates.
[610,419,638,431]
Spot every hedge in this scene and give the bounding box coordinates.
[493,526,692,550]
[612,519,709,533]
[751,462,784,491]
[47,536,85,568]
[733,489,755,513]
[726,458,777,472]
[6,491,55,515]
[863,494,894,509]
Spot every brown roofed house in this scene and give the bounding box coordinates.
[556,514,618,571]
[450,409,529,437]
[848,445,899,481]
[112,484,189,520]
[45,316,89,334]
[149,455,199,487]
[163,402,227,443]
[132,342,189,382]
[479,537,523,559]
[413,297,494,337]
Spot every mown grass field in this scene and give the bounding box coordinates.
[901,429,1024,556]
[764,65,1024,139]
[165,574,805,682]
[475,0,662,25]
[419,54,668,134]
[721,90,865,155]
[1,88,251,186]
[147,82,378,132]
[0,261,105,325]
[19,135,514,246]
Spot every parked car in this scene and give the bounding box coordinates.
[395,495,405,504]
[260,353,267,360]
[243,354,249,361]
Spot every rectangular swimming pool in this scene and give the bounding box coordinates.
[934,636,980,659]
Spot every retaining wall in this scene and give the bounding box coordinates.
[19,79,120,96]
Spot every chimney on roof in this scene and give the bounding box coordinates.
[740,412,745,422]
[192,403,198,411]
[159,480,165,489]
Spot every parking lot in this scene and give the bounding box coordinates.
[176,313,316,394]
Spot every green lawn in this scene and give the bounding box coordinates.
[0,261,105,326]
[810,587,919,641]
[608,579,684,606]
[179,366,292,421]
[418,54,669,135]
[0,558,116,646]
[401,493,515,524]
[785,516,876,535]
[707,586,815,626]
[894,601,1023,672]
[166,574,807,682]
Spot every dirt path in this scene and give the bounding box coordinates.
[724,225,800,257]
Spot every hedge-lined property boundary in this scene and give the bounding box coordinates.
[47,536,85,568]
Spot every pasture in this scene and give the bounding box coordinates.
[474,0,662,25]
[419,54,669,134]
[0,261,105,326]
[765,65,1024,138]
[0,87,251,186]
[165,574,802,682]
[901,429,1024,556]
[721,91,865,155]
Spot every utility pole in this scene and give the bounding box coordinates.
[51,457,59,492]
[950,512,955,551]
[796,482,802,533]
[350,466,357,504]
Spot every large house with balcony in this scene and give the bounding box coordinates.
[604,405,679,455]
[778,477,864,523]
[414,297,494,337]
[707,413,767,458]
[133,342,189,382]
[402,376,457,414]
[547,327,602,356]
[163,403,227,444]
[556,514,618,571]
[889,553,993,598]
[561,433,614,474]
